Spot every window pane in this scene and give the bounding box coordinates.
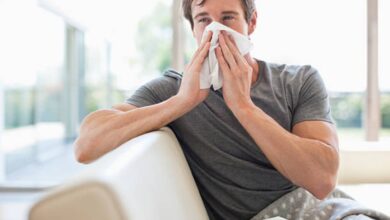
[379,0,390,141]
[110,0,173,99]
[84,33,110,114]
[0,3,66,175]
[253,0,366,142]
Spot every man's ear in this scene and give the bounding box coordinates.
[248,11,258,35]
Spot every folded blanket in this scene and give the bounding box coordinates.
[251,187,390,220]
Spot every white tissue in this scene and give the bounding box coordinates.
[200,21,253,90]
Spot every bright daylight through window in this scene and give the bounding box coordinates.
[252,0,390,143]
[0,0,389,185]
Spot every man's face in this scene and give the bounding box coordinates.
[191,0,255,45]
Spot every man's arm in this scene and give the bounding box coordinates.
[215,31,339,199]
[233,106,339,200]
[74,97,192,164]
[74,31,212,164]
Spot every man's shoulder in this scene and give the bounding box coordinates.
[266,61,318,79]
[128,69,182,105]
[263,61,320,87]
[143,69,182,91]
[163,69,183,81]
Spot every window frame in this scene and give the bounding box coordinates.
[365,0,380,141]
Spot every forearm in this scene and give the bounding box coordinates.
[233,103,339,199]
[117,95,193,144]
[75,95,193,163]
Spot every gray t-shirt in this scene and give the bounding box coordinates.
[126,59,332,220]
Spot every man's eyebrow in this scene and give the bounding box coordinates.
[194,12,209,20]
[221,11,239,15]
[193,11,239,20]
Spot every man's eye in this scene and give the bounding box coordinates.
[198,18,210,23]
[223,16,234,21]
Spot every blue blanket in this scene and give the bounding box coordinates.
[250,187,390,220]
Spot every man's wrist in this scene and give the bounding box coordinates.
[230,100,258,121]
[171,94,198,112]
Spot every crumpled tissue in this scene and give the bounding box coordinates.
[200,21,253,90]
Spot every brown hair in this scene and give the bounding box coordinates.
[182,0,256,29]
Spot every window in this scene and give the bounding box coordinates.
[73,0,175,107]
[379,0,390,141]
[2,0,386,186]
[0,2,66,176]
[252,0,367,142]
[84,33,111,115]
[0,0,174,184]
[111,0,174,97]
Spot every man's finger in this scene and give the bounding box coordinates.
[224,33,247,67]
[197,31,212,56]
[189,31,212,67]
[192,42,210,70]
[216,46,230,78]
[218,32,237,69]
[194,31,212,60]
[202,30,213,45]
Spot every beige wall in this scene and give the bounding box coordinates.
[338,147,390,184]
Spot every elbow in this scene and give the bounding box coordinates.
[311,143,339,200]
[75,148,90,164]
[74,109,121,164]
[310,174,337,200]
[74,137,95,164]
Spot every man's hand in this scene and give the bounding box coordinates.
[177,31,212,108]
[215,31,254,112]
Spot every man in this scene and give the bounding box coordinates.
[74,0,339,219]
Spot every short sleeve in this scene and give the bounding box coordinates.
[292,67,333,126]
[125,71,181,108]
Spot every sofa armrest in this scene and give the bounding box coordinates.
[29,127,209,220]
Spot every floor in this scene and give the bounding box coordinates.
[0,192,40,220]
[0,146,85,220]
[338,184,390,216]
[5,144,85,185]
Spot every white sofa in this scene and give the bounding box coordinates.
[28,127,390,219]
[29,127,209,220]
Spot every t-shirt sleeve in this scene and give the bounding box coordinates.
[125,75,180,108]
[292,67,333,126]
